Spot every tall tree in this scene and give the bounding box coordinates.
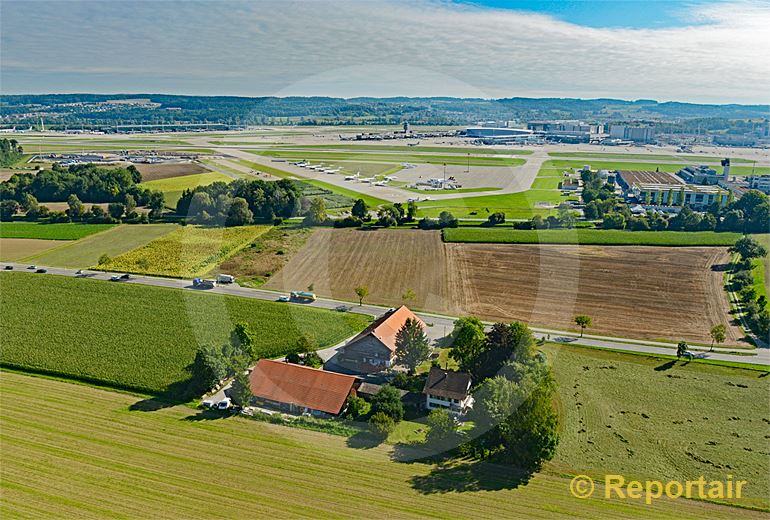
[574,315,592,337]
[394,318,430,374]
[729,236,768,263]
[304,196,327,225]
[229,371,253,407]
[66,194,85,220]
[354,285,369,306]
[709,324,726,352]
[351,198,368,219]
[225,196,253,226]
[449,316,486,373]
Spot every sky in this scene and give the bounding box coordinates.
[1,0,768,104]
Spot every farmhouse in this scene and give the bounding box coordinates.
[423,367,473,416]
[248,359,360,417]
[335,306,424,374]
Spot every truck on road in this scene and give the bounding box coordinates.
[193,278,217,289]
[217,274,235,284]
[290,291,317,302]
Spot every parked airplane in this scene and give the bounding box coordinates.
[344,173,360,181]
[407,141,420,147]
[359,177,375,183]
[383,175,398,181]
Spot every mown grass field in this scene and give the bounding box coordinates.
[140,171,233,208]
[544,344,770,511]
[0,238,61,261]
[442,228,745,246]
[0,222,115,240]
[24,223,177,268]
[101,225,270,278]
[0,272,370,394]
[0,348,765,517]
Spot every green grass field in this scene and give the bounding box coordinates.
[0,222,116,240]
[23,223,177,268]
[0,346,764,517]
[547,159,768,176]
[255,150,527,168]
[417,190,572,219]
[547,152,754,163]
[442,228,745,246]
[101,225,271,278]
[140,171,233,208]
[0,272,370,394]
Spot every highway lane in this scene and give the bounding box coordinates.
[3,261,768,366]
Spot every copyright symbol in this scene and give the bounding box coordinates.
[570,475,594,499]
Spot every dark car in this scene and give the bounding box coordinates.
[120,273,131,280]
[36,268,47,273]
[4,265,13,270]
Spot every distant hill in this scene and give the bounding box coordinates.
[1,94,767,128]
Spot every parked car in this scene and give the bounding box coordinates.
[4,265,13,270]
[36,268,47,273]
[110,275,120,281]
[277,295,290,302]
[216,398,232,410]
[201,400,214,409]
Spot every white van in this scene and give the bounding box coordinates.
[217,274,235,284]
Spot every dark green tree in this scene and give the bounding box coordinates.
[394,318,430,374]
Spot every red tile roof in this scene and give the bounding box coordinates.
[248,359,359,415]
[346,306,424,353]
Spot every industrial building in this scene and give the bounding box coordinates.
[609,125,656,143]
[746,175,770,194]
[616,170,729,210]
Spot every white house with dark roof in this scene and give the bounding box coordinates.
[422,367,473,416]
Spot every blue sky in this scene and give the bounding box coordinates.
[460,0,717,28]
[1,0,768,103]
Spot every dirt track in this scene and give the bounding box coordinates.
[265,229,743,345]
[135,162,209,182]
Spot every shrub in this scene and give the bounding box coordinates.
[369,412,395,438]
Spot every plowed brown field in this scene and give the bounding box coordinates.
[265,229,743,345]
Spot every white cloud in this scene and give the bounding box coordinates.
[1,0,768,103]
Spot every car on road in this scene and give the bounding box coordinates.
[75,269,83,275]
[216,398,232,410]
[36,268,47,273]
[4,265,13,270]
[120,273,131,280]
[110,275,120,281]
[27,265,36,270]
[277,295,290,302]
[335,305,350,312]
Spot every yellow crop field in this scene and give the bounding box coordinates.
[101,225,271,278]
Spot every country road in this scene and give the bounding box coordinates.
[4,261,768,367]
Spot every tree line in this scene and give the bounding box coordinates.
[0,163,165,222]
[176,178,301,226]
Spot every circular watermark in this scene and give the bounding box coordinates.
[570,475,595,499]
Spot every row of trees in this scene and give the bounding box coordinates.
[0,138,23,167]
[176,178,302,224]
[728,237,769,341]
